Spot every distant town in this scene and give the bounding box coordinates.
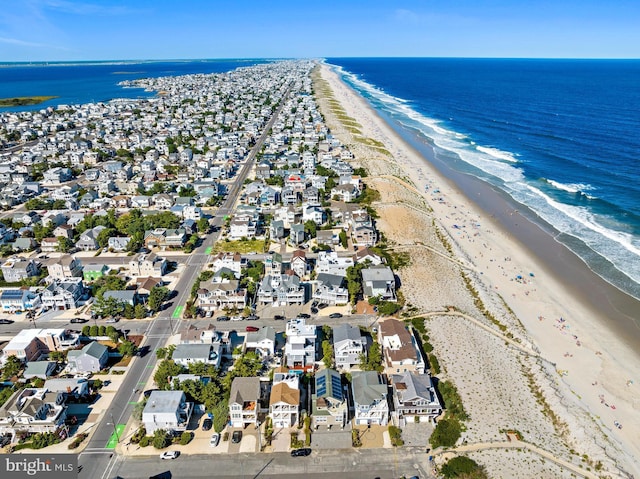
[0,61,440,478]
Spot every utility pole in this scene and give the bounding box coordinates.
[109,412,120,443]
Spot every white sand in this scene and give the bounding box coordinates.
[317,63,640,478]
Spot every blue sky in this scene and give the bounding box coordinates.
[1,0,639,61]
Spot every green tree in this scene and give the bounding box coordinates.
[92,295,125,318]
[1,355,23,379]
[358,340,383,372]
[197,217,210,233]
[56,236,74,253]
[96,227,117,249]
[49,351,66,362]
[339,230,348,249]
[429,418,462,449]
[303,220,317,238]
[134,304,147,319]
[118,340,137,357]
[152,429,171,449]
[132,399,147,421]
[441,457,487,479]
[322,340,334,368]
[148,286,170,313]
[153,360,185,389]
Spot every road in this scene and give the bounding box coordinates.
[105,448,432,479]
[78,84,292,479]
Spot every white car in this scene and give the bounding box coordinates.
[210,433,220,447]
[231,315,244,321]
[160,451,179,460]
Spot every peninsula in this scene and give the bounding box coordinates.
[0,95,58,107]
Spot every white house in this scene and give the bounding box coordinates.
[315,251,353,277]
[244,327,276,358]
[142,391,193,435]
[269,370,300,428]
[284,318,316,372]
[332,324,367,370]
[351,371,389,426]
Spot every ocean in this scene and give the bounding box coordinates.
[0,59,269,112]
[327,58,640,301]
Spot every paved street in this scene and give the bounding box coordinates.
[107,448,433,479]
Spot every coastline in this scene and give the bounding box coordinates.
[317,62,640,477]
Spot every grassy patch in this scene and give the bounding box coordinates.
[0,95,58,107]
[213,238,265,253]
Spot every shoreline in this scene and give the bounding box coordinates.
[383,112,640,350]
[318,62,640,477]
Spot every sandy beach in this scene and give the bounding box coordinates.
[316,63,640,478]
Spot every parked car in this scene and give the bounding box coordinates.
[0,319,14,325]
[291,448,312,457]
[246,326,259,332]
[329,312,343,319]
[231,316,244,321]
[310,307,318,314]
[231,430,242,443]
[160,451,179,460]
[210,433,220,447]
[318,303,328,309]
[202,418,213,431]
[246,315,259,321]
[273,315,285,321]
[105,317,119,323]
[217,315,230,322]
[70,318,88,324]
[298,313,310,319]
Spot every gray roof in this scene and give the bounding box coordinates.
[43,378,88,393]
[172,343,214,360]
[351,371,387,405]
[229,377,260,406]
[246,326,276,343]
[24,361,56,377]
[332,324,362,344]
[316,273,345,289]
[144,390,186,414]
[82,341,108,359]
[361,265,394,283]
[104,290,136,302]
[391,372,438,404]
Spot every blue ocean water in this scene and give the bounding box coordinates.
[327,58,640,299]
[0,59,268,112]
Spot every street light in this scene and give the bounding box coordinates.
[108,412,120,443]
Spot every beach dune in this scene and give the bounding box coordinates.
[317,62,640,478]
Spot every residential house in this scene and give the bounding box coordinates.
[0,388,66,435]
[172,343,222,369]
[229,217,257,240]
[41,277,86,310]
[313,273,349,305]
[256,273,305,306]
[389,372,443,425]
[283,318,317,372]
[142,391,193,435]
[316,230,338,247]
[196,278,247,313]
[289,250,307,278]
[107,236,131,252]
[352,225,377,247]
[0,289,41,312]
[23,361,57,380]
[289,223,306,246]
[47,255,82,280]
[2,329,80,363]
[228,377,261,428]
[82,264,109,282]
[378,318,425,375]
[269,371,300,428]
[1,258,39,283]
[43,378,90,398]
[354,247,383,266]
[244,327,276,358]
[128,252,167,277]
[144,228,187,250]
[75,225,106,251]
[42,167,72,185]
[311,368,347,429]
[211,252,244,279]
[53,224,74,240]
[103,290,138,307]
[332,324,367,371]
[315,251,353,277]
[66,341,109,373]
[40,237,59,253]
[361,265,396,302]
[269,220,285,240]
[351,371,389,426]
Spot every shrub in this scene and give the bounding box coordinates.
[82,325,91,336]
[441,456,487,478]
[429,418,461,449]
[139,436,150,447]
[351,429,362,447]
[388,425,404,447]
[67,432,88,450]
[429,354,441,375]
[178,431,192,445]
[131,426,146,444]
[290,432,303,449]
[152,429,171,449]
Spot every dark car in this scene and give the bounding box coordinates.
[202,418,213,431]
[318,303,328,309]
[310,307,318,314]
[217,315,230,322]
[273,315,285,321]
[298,313,310,319]
[70,318,88,324]
[246,315,259,321]
[329,312,343,319]
[291,448,312,457]
[0,319,14,325]
[231,430,242,443]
